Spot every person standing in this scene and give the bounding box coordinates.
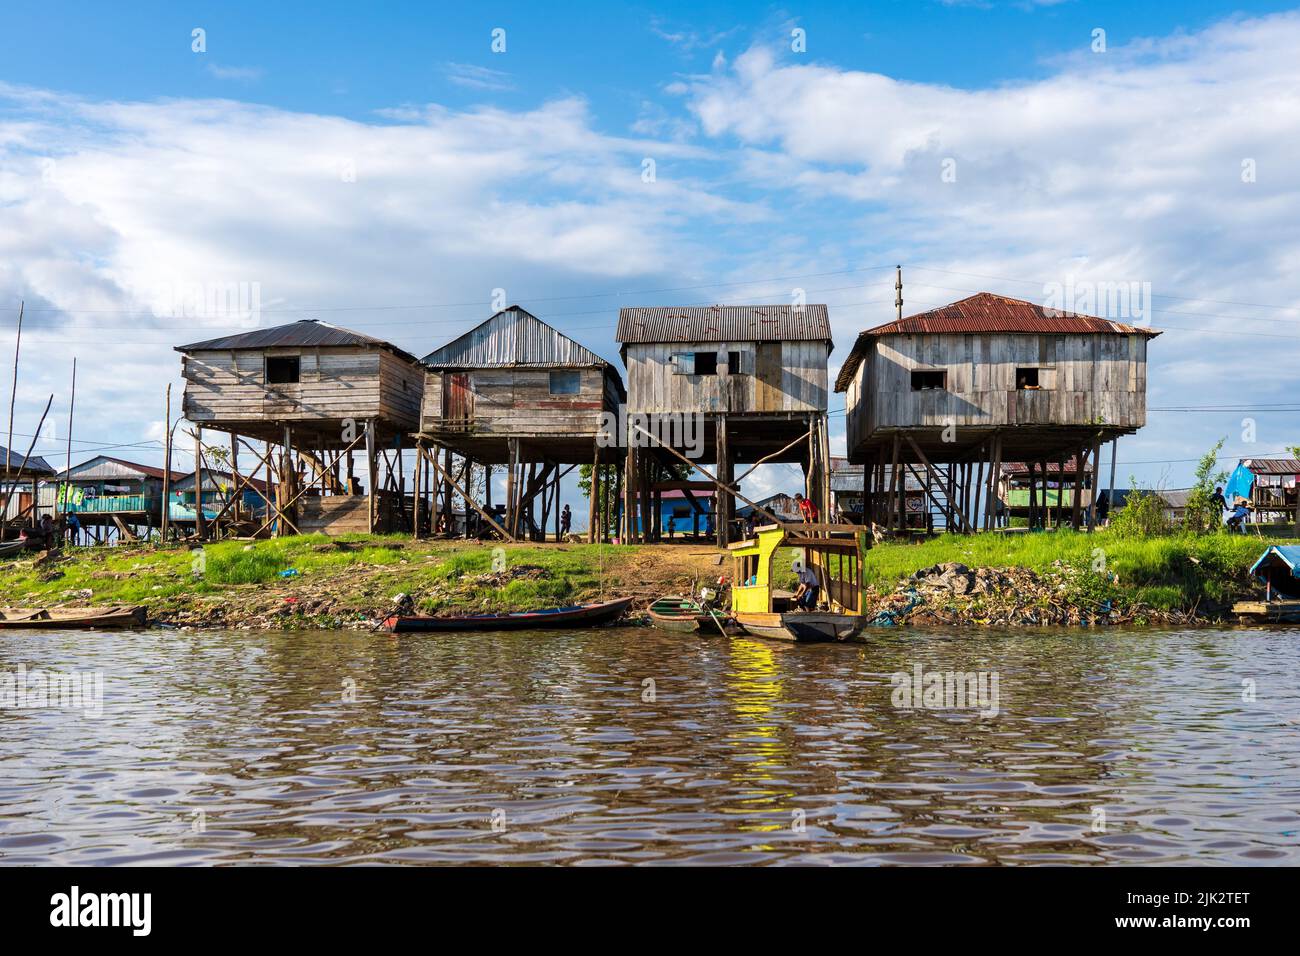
[559,504,572,538]
[795,492,819,524]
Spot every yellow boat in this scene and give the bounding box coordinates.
[727,523,870,643]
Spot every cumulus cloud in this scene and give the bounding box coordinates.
[674,13,1300,477]
[0,86,741,469]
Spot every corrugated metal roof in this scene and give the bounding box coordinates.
[175,319,420,364]
[1242,458,1300,475]
[616,304,832,346]
[59,455,184,482]
[835,293,1161,392]
[422,306,618,371]
[1002,458,1093,476]
[0,446,54,475]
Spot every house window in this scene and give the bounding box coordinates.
[549,370,581,395]
[727,351,742,375]
[266,356,300,384]
[693,351,718,375]
[910,370,946,391]
[1016,367,1040,390]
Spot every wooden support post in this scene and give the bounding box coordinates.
[365,421,376,535]
[230,431,241,522]
[588,445,599,544]
[506,439,518,538]
[973,447,985,532]
[1071,444,1085,531]
[1028,461,1038,530]
[887,433,901,535]
[1089,437,1102,531]
[160,384,171,542]
[985,433,1002,531]
[422,445,515,542]
[194,425,207,541]
[716,416,730,547]
[413,438,423,538]
[1107,437,1118,529]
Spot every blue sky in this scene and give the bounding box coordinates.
[2,1,1299,508]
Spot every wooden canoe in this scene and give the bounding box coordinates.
[0,539,28,558]
[383,596,633,633]
[0,605,147,630]
[647,596,709,633]
[735,611,866,643]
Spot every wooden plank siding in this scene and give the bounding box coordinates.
[844,332,1149,452]
[419,367,613,438]
[180,346,424,432]
[624,341,829,414]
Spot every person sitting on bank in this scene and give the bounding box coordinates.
[1227,501,1250,533]
[39,514,57,549]
[793,563,821,610]
[795,493,819,524]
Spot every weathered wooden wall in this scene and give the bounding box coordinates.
[420,367,615,437]
[624,341,828,414]
[845,332,1149,450]
[180,346,424,431]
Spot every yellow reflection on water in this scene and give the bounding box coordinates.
[724,637,798,838]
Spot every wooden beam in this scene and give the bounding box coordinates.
[423,444,515,542]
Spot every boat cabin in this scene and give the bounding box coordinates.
[728,524,869,617]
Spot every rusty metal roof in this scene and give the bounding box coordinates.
[1242,458,1300,475]
[175,319,420,364]
[835,293,1161,392]
[616,304,832,347]
[1001,458,1093,476]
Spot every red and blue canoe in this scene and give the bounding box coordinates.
[383,596,633,633]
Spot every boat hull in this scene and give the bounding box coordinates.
[735,611,866,643]
[384,597,633,633]
[0,605,147,630]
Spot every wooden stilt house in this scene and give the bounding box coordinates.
[176,319,424,537]
[415,306,625,542]
[835,292,1160,533]
[616,304,834,545]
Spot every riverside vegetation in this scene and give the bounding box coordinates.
[0,524,1286,629]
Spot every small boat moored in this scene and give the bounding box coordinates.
[1234,546,1300,623]
[383,596,633,633]
[728,523,871,643]
[0,605,148,630]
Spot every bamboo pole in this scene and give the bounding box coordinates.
[60,358,77,533]
[5,301,22,479]
[0,394,53,523]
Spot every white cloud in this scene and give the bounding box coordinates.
[672,13,1300,477]
[0,87,743,471]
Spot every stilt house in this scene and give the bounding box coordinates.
[616,304,834,545]
[835,293,1159,533]
[176,319,424,536]
[416,306,625,542]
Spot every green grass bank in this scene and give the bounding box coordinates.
[0,528,1286,628]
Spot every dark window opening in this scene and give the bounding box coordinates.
[693,351,718,375]
[910,370,946,391]
[266,356,300,384]
[549,370,581,395]
[727,351,742,375]
[1016,367,1040,390]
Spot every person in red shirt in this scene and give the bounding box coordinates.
[795,493,818,523]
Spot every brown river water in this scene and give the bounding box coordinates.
[1,625,1297,865]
